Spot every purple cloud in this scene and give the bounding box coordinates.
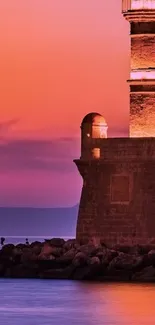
[0,137,80,172]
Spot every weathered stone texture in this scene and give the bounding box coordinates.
[75,138,155,246]
[130,93,155,137]
[131,36,155,69]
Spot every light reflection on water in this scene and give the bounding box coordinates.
[0,279,155,324]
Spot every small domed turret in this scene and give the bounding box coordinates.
[82,112,107,126]
[80,112,108,159]
[81,112,108,138]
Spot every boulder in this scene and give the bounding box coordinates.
[63,239,78,251]
[101,249,118,266]
[132,266,155,282]
[0,249,14,266]
[58,248,76,265]
[15,244,27,250]
[129,245,142,256]
[13,247,22,256]
[20,250,38,264]
[38,253,56,261]
[37,257,58,271]
[148,250,155,265]
[30,244,42,255]
[88,256,100,266]
[112,245,130,254]
[137,254,152,270]
[39,243,54,258]
[30,241,42,248]
[77,244,97,256]
[108,252,143,271]
[38,254,48,261]
[49,255,55,260]
[72,252,88,267]
[45,238,65,247]
[49,247,63,257]
[1,244,15,255]
[96,251,105,259]
[72,263,102,280]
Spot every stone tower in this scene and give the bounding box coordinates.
[122,0,155,137]
[74,1,155,246]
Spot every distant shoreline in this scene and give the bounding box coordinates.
[0,236,75,238]
[0,236,75,246]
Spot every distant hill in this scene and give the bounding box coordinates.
[0,205,79,237]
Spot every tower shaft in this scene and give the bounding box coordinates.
[122,0,155,137]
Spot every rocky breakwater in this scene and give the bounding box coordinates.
[0,239,155,281]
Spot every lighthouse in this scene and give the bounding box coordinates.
[122,0,155,137]
[74,1,155,246]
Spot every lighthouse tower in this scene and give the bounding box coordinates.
[74,1,155,246]
[122,0,155,137]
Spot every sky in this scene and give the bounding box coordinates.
[0,0,130,207]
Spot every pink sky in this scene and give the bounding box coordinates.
[0,0,130,207]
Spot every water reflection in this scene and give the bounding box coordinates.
[0,279,155,324]
[79,282,155,324]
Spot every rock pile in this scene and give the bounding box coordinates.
[0,239,155,281]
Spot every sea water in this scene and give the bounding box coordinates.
[0,279,154,324]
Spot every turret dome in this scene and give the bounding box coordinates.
[81,112,107,126]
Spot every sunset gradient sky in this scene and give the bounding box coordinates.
[0,0,130,207]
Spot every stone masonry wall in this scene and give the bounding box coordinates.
[130,93,155,137]
[129,22,155,138]
[131,36,155,69]
[74,138,155,246]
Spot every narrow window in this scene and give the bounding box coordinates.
[92,148,100,159]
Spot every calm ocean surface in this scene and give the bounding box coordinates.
[0,279,155,324]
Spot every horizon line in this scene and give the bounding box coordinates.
[0,204,79,209]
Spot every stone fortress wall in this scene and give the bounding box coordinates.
[75,136,155,245]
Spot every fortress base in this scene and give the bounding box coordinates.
[74,138,155,246]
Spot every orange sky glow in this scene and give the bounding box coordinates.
[0,0,130,207]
